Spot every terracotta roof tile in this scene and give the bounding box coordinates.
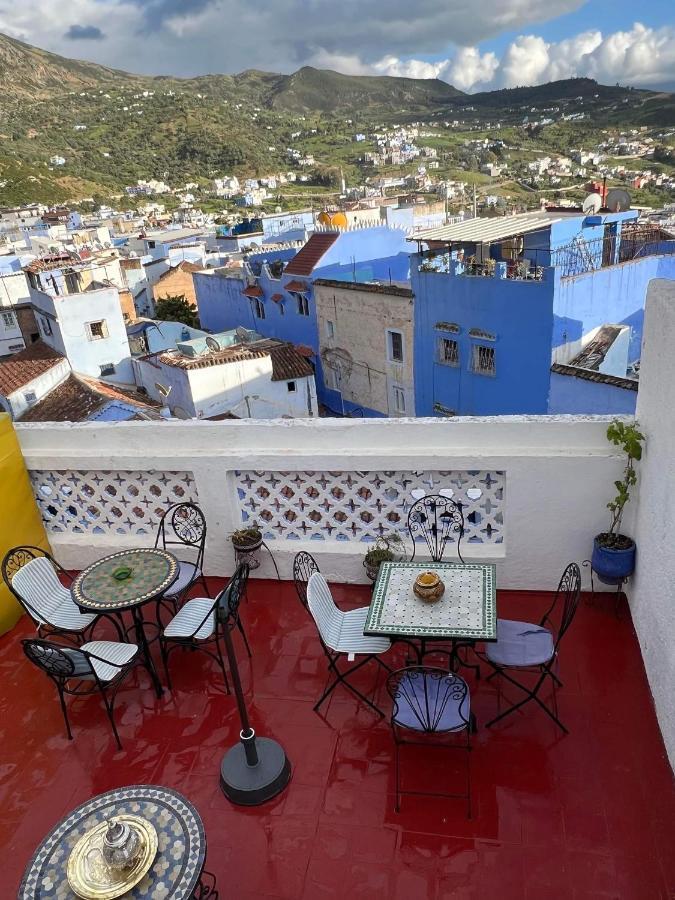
[271,293,284,302]
[284,279,309,293]
[158,338,314,382]
[156,261,204,282]
[242,285,264,298]
[0,342,65,396]
[284,232,339,276]
[20,374,161,422]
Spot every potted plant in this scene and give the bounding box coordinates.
[231,524,262,553]
[363,533,405,581]
[591,419,644,583]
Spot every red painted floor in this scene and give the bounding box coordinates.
[1,579,673,899]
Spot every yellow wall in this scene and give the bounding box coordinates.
[0,415,50,634]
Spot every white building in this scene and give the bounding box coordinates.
[49,156,66,167]
[133,331,317,420]
[0,341,70,418]
[30,285,134,384]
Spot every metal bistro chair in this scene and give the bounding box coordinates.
[292,550,320,609]
[485,562,582,733]
[387,666,473,816]
[154,503,210,609]
[22,638,140,749]
[407,494,465,564]
[160,563,251,692]
[2,546,107,643]
[307,572,391,717]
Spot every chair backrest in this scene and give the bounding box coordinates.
[3,551,66,624]
[217,563,250,625]
[386,666,470,733]
[407,494,465,563]
[293,551,320,608]
[155,503,207,567]
[541,562,582,649]
[22,638,90,679]
[306,573,342,651]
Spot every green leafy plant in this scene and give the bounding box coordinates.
[364,533,405,568]
[154,295,200,328]
[231,524,262,547]
[599,419,644,548]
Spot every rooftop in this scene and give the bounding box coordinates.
[567,325,624,371]
[410,212,562,245]
[314,278,413,298]
[19,374,161,422]
[284,232,339,276]
[0,342,64,396]
[1,576,672,897]
[158,338,314,380]
[155,261,204,281]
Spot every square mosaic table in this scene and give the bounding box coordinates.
[365,561,497,641]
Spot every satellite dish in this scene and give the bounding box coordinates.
[205,336,221,352]
[582,193,602,215]
[605,188,631,213]
[154,381,172,398]
[235,326,250,342]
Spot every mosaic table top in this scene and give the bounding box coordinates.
[72,549,178,612]
[18,784,206,900]
[365,561,497,641]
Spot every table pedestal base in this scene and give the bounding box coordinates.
[220,734,291,806]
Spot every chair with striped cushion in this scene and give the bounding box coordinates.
[306,572,391,717]
[154,503,210,609]
[159,563,250,692]
[22,638,139,749]
[2,546,99,642]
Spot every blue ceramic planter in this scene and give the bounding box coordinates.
[591,536,636,584]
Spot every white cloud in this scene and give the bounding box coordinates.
[367,23,675,92]
[0,3,672,93]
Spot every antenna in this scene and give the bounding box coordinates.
[582,193,602,215]
[604,188,631,213]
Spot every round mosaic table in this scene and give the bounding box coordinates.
[18,785,214,900]
[72,549,179,697]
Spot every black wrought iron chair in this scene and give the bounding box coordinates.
[160,563,251,692]
[484,562,582,733]
[2,545,108,643]
[292,551,320,609]
[22,637,140,749]
[386,666,473,816]
[154,503,210,609]
[407,494,465,563]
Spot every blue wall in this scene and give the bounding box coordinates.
[548,372,637,415]
[552,254,675,363]
[412,260,555,416]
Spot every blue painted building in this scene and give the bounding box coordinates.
[411,211,675,416]
[194,225,411,406]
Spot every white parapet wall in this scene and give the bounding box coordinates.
[15,415,627,591]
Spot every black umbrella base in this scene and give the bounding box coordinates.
[220,736,291,806]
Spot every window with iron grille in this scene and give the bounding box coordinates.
[87,319,108,341]
[40,316,53,337]
[393,386,406,413]
[297,294,310,316]
[437,337,459,367]
[1,311,16,329]
[253,298,265,319]
[99,363,116,377]
[471,344,496,376]
[387,329,404,363]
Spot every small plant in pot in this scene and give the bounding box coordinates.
[231,523,262,553]
[592,419,644,584]
[363,533,405,581]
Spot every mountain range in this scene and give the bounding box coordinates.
[0,31,673,206]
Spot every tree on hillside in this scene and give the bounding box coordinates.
[154,295,200,328]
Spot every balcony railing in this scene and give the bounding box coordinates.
[15,416,626,591]
[552,228,675,279]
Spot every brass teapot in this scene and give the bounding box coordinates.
[101,818,142,870]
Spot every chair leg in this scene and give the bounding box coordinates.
[465,733,472,819]
[236,617,252,658]
[160,638,173,691]
[314,656,385,718]
[57,686,73,741]
[102,691,122,751]
[215,634,231,694]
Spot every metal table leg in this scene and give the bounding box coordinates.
[132,606,163,697]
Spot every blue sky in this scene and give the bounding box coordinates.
[0,1,673,91]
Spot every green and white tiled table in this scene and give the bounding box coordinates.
[365,562,497,656]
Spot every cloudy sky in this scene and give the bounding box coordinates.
[0,0,674,92]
